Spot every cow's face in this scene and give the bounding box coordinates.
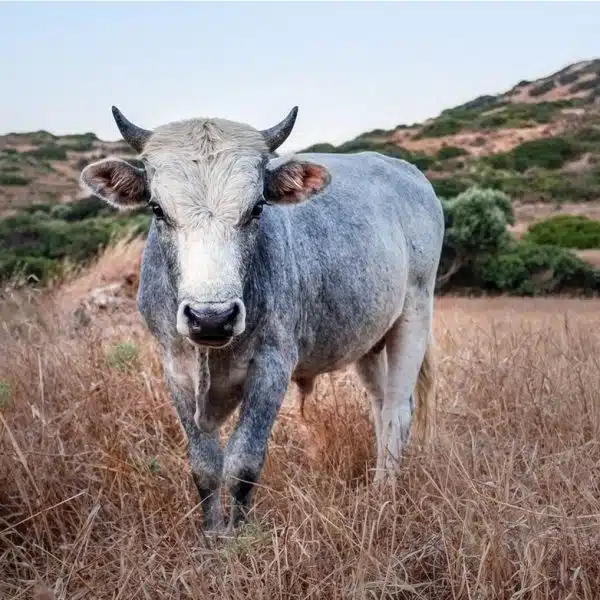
[80,107,330,348]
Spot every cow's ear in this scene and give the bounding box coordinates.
[264,159,331,204]
[80,157,149,210]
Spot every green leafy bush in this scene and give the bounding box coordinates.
[437,146,468,160]
[417,117,464,139]
[432,177,471,198]
[0,174,30,186]
[473,241,599,295]
[570,77,599,93]
[26,144,68,161]
[0,208,151,285]
[443,187,514,256]
[558,71,580,85]
[301,143,338,153]
[106,341,139,372]
[529,79,555,97]
[524,215,600,249]
[55,195,112,221]
[487,137,581,172]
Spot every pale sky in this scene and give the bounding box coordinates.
[1,1,599,152]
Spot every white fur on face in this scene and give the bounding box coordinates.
[176,222,242,303]
[142,117,267,308]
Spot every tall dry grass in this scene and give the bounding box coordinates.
[1,271,600,598]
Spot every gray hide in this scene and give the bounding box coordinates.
[79,106,444,532]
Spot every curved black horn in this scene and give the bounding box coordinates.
[111,106,152,153]
[260,106,299,152]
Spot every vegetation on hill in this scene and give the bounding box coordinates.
[0,184,598,296]
[1,58,600,295]
[0,198,149,284]
[300,59,600,207]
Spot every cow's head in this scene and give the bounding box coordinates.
[80,106,331,348]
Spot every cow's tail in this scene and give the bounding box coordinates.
[413,334,436,446]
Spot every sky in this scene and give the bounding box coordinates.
[1,1,600,152]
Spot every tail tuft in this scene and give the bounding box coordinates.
[412,335,436,446]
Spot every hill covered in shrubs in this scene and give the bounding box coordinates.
[1,58,600,295]
[301,59,600,208]
[1,184,598,296]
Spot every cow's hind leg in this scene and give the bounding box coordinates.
[355,340,388,478]
[376,291,433,482]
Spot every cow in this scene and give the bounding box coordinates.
[79,105,444,533]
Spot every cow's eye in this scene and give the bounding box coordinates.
[251,200,265,220]
[149,202,165,220]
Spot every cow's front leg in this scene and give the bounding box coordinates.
[223,351,292,528]
[163,345,225,532]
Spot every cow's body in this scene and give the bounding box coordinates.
[80,107,444,532]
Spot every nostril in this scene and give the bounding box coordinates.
[183,304,202,330]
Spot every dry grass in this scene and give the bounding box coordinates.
[2,265,600,598]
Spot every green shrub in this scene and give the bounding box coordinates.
[558,71,580,85]
[0,381,10,409]
[301,143,338,153]
[0,254,61,283]
[106,341,139,372]
[0,174,30,186]
[570,77,599,93]
[0,207,151,285]
[417,117,464,138]
[410,154,436,171]
[529,79,555,97]
[59,196,111,221]
[488,137,580,173]
[432,177,471,198]
[443,187,514,256]
[473,241,599,295]
[26,144,68,161]
[524,215,600,249]
[437,146,468,160]
[574,126,600,145]
[61,140,95,152]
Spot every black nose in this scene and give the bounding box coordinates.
[183,303,239,339]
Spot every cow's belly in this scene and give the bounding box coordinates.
[293,249,408,378]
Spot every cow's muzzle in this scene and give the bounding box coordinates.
[177,299,246,348]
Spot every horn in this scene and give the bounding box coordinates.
[111,106,152,153]
[260,106,299,153]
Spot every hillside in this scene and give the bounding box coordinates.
[0,132,135,214]
[302,58,600,223]
[2,58,600,294]
[1,58,600,219]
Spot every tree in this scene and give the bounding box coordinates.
[437,186,515,289]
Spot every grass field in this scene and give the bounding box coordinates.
[1,251,600,599]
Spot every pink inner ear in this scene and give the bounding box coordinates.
[303,164,328,193]
[95,161,145,204]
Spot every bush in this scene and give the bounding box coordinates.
[55,196,112,221]
[488,137,581,173]
[570,78,599,93]
[473,241,599,295]
[0,174,30,186]
[524,215,600,249]
[432,177,471,198]
[529,79,555,97]
[301,143,338,153]
[417,117,464,139]
[443,187,514,256]
[437,146,468,160]
[558,71,580,85]
[0,254,61,284]
[26,144,68,161]
[0,208,151,285]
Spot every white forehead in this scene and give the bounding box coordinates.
[142,118,268,224]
